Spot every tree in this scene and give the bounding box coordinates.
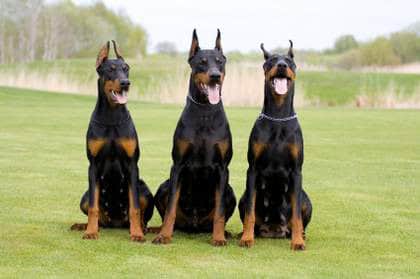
[155,41,178,56]
[389,32,420,63]
[360,37,400,66]
[0,0,148,64]
[333,35,358,54]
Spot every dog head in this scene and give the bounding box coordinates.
[261,41,296,99]
[188,29,226,105]
[96,41,131,106]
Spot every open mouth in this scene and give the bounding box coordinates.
[110,90,128,104]
[198,82,221,105]
[271,75,291,95]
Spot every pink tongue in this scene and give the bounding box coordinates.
[274,78,288,95]
[208,85,220,104]
[115,92,128,104]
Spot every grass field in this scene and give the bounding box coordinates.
[0,86,419,278]
[0,57,419,107]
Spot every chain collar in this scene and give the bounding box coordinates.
[257,113,297,122]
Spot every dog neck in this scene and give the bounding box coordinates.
[92,79,130,126]
[262,81,295,119]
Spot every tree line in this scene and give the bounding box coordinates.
[326,25,420,68]
[0,0,147,64]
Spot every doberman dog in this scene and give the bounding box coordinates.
[238,41,312,250]
[70,41,154,242]
[152,29,236,246]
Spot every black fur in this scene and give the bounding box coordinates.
[153,30,236,245]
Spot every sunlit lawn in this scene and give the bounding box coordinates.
[0,87,419,277]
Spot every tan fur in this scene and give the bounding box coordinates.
[88,138,107,157]
[117,138,137,157]
[212,189,226,245]
[176,139,191,157]
[129,187,144,241]
[288,143,300,160]
[252,142,267,159]
[217,140,230,160]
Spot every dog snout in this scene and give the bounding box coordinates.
[120,79,130,89]
[277,61,288,69]
[209,71,221,81]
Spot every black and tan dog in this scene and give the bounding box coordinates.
[238,41,312,250]
[71,41,154,242]
[152,30,236,246]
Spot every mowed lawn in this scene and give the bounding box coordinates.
[0,87,419,278]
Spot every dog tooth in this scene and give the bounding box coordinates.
[264,197,269,207]
[264,216,269,222]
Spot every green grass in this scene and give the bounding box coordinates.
[299,71,420,105]
[0,86,419,278]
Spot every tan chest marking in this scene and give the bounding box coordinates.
[288,143,300,160]
[117,138,137,157]
[176,139,191,157]
[252,142,267,159]
[217,140,230,159]
[88,138,107,157]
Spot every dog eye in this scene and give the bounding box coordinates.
[216,57,223,64]
[200,58,208,65]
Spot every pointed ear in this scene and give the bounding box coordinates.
[189,29,200,60]
[111,40,124,60]
[288,40,294,59]
[215,29,222,52]
[96,41,110,69]
[260,43,271,60]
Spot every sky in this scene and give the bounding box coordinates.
[75,0,419,52]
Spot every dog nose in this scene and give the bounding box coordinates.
[120,79,130,87]
[277,61,288,69]
[209,72,221,80]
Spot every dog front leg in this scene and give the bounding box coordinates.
[290,170,305,250]
[128,161,145,242]
[83,164,100,239]
[152,165,181,244]
[239,167,257,247]
[212,167,228,246]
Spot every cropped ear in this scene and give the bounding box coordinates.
[96,41,110,69]
[260,43,271,60]
[111,40,124,60]
[215,29,222,52]
[189,29,200,60]
[288,40,294,59]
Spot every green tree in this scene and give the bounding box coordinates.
[389,32,420,63]
[360,37,400,66]
[333,35,358,53]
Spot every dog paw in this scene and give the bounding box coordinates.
[83,231,99,240]
[211,238,227,247]
[239,238,254,248]
[291,240,305,251]
[152,234,171,244]
[70,223,87,231]
[130,233,146,242]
